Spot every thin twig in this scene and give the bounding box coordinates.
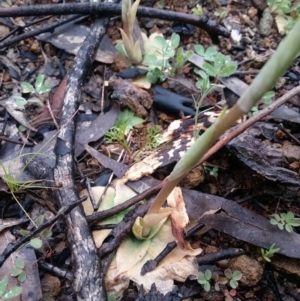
[0,197,86,268]
[0,3,229,38]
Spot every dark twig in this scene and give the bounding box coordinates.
[87,181,163,225]
[141,222,206,275]
[0,15,85,49]
[197,248,246,265]
[0,15,52,42]
[0,196,86,268]
[98,201,152,258]
[0,3,229,38]
[39,259,73,281]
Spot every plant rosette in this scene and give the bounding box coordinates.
[80,180,202,298]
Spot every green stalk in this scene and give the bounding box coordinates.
[146,18,300,218]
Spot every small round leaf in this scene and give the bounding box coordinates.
[30,238,43,249]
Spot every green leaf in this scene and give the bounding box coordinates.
[36,214,44,226]
[287,219,300,226]
[224,268,232,279]
[202,62,216,76]
[203,282,211,292]
[19,229,30,236]
[214,53,225,73]
[204,47,217,61]
[232,271,242,281]
[0,277,8,297]
[278,223,284,230]
[15,258,25,270]
[219,63,237,77]
[27,97,43,107]
[262,91,275,100]
[10,268,23,277]
[270,219,278,225]
[170,33,180,49]
[30,238,43,249]
[155,36,167,48]
[15,96,27,107]
[143,54,158,66]
[21,82,35,93]
[205,270,212,280]
[41,229,52,239]
[35,74,44,89]
[285,224,293,232]
[230,279,238,289]
[17,271,26,283]
[2,286,22,299]
[36,85,51,94]
[194,44,205,56]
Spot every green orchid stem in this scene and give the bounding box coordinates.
[145,18,300,215]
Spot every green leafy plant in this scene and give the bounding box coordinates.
[170,47,193,76]
[192,71,218,139]
[10,258,26,283]
[260,243,280,262]
[144,125,162,150]
[0,276,22,300]
[269,211,300,232]
[249,90,275,116]
[268,0,300,35]
[224,269,242,289]
[200,51,237,78]
[214,8,228,23]
[16,74,50,107]
[106,109,144,156]
[203,164,219,178]
[197,270,212,292]
[145,33,180,83]
[192,4,203,16]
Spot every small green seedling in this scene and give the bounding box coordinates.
[106,109,144,156]
[197,270,212,292]
[249,90,275,116]
[260,243,280,262]
[224,269,242,289]
[268,0,300,35]
[203,164,219,178]
[16,74,50,107]
[10,258,26,283]
[212,272,228,291]
[144,125,162,150]
[201,52,237,78]
[270,211,300,232]
[214,8,228,23]
[0,276,22,300]
[170,47,193,76]
[145,33,180,83]
[192,4,203,16]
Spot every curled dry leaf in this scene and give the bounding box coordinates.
[167,187,189,248]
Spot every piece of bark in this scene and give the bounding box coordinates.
[53,18,108,301]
